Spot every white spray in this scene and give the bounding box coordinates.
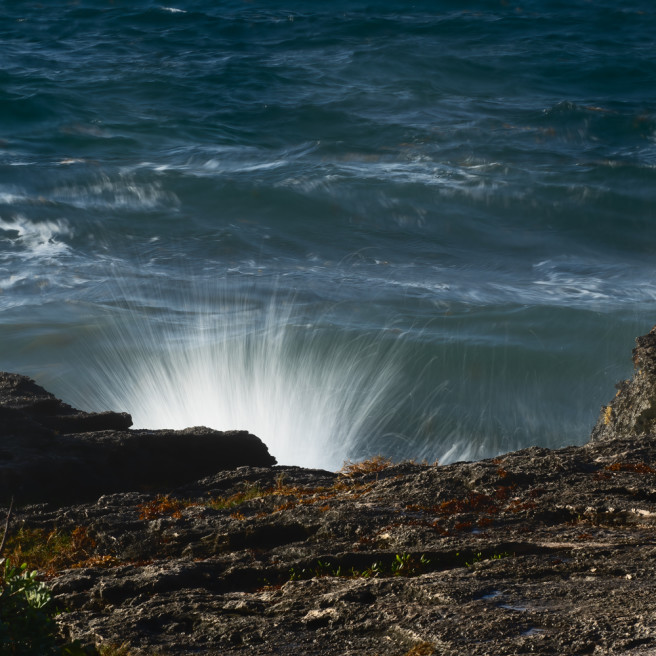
[63,289,406,470]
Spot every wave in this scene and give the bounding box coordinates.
[0,215,72,259]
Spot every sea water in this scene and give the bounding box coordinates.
[1,1,655,469]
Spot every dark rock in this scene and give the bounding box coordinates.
[0,372,276,504]
[591,325,656,442]
[14,432,656,656]
[0,371,133,433]
[7,328,656,654]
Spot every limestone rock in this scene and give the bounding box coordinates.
[14,434,656,656]
[7,326,656,655]
[590,325,656,442]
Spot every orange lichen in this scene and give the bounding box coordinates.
[508,499,536,514]
[70,526,96,552]
[407,492,501,518]
[605,462,656,474]
[404,642,435,656]
[603,405,613,425]
[494,486,513,501]
[274,501,298,513]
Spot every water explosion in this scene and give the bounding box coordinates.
[56,289,424,470]
[18,280,614,470]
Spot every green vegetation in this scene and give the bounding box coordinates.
[289,553,431,581]
[3,527,116,575]
[287,549,513,583]
[208,483,266,510]
[390,552,431,576]
[460,551,513,568]
[0,559,90,655]
[0,499,98,655]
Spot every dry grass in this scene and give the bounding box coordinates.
[138,495,186,520]
[605,461,656,474]
[4,525,117,574]
[339,455,394,478]
[208,483,265,510]
[404,642,436,656]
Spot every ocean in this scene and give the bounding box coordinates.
[1,1,655,470]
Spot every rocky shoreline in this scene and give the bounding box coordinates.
[4,327,656,655]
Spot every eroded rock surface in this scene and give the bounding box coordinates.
[5,325,656,655]
[11,438,656,656]
[591,325,656,442]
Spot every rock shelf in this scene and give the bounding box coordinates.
[4,326,656,655]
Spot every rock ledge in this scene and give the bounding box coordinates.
[0,372,275,504]
[5,326,656,655]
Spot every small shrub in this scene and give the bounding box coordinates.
[4,527,101,575]
[390,553,430,577]
[208,483,264,510]
[339,455,393,478]
[405,643,435,656]
[464,551,512,567]
[288,553,430,582]
[465,552,483,567]
[0,559,90,655]
[138,495,185,520]
[605,462,655,474]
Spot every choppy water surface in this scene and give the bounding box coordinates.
[1,2,655,468]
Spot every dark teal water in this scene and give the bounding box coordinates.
[1,1,655,468]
